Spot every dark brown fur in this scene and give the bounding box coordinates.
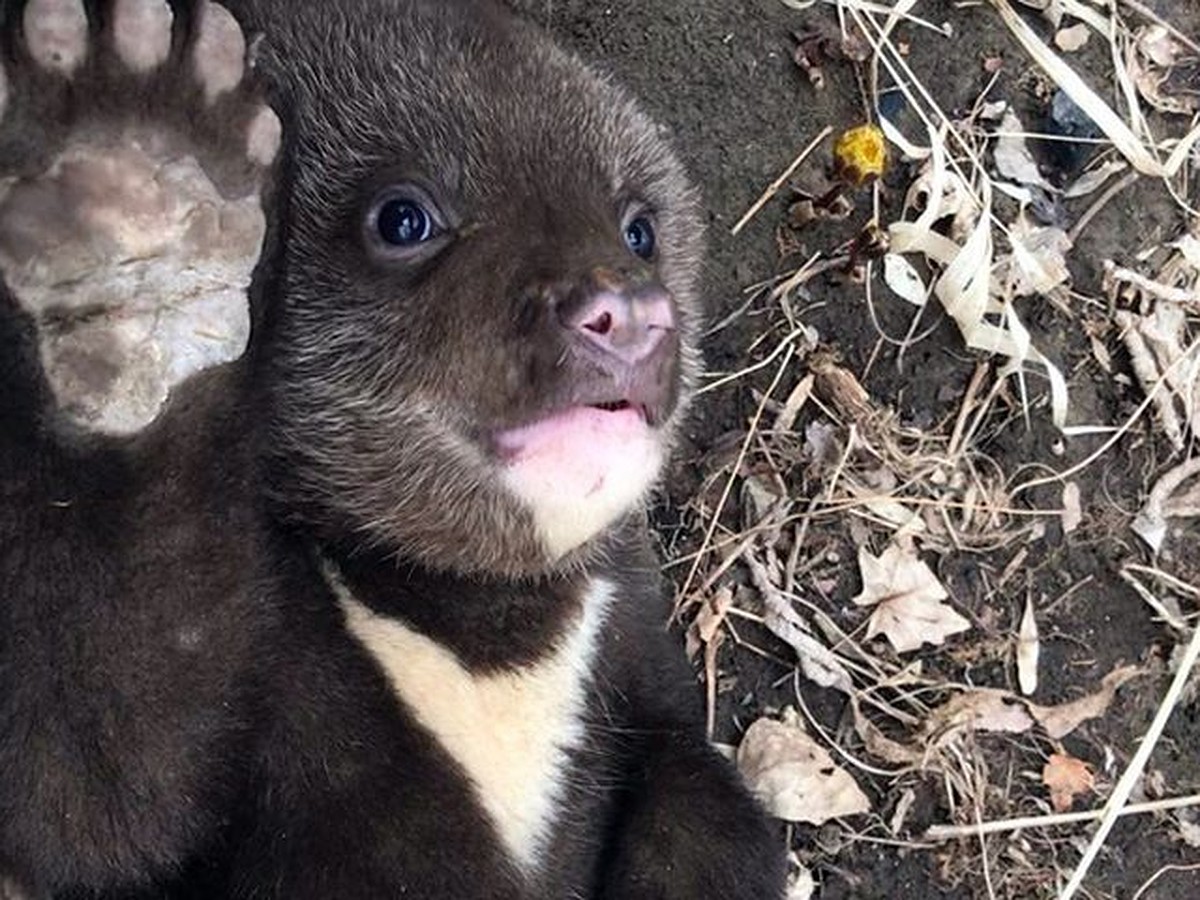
[247,0,705,577]
[0,1,786,897]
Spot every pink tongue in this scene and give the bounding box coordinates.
[496,405,664,557]
[495,406,646,472]
[494,405,643,453]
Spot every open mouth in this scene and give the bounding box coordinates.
[492,401,653,464]
[493,398,667,559]
[590,399,631,413]
[587,398,657,423]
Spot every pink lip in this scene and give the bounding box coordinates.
[493,405,649,463]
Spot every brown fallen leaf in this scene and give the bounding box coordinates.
[787,191,854,227]
[923,665,1140,745]
[790,23,871,92]
[1028,665,1141,739]
[685,586,732,661]
[1064,159,1127,199]
[924,688,1036,746]
[737,710,871,825]
[852,543,970,653]
[1042,752,1095,811]
[864,593,971,655]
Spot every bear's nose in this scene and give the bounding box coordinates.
[558,283,675,365]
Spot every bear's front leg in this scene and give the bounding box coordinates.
[595,575,787,900]
[599,728,786,900]
[0,1,280,895]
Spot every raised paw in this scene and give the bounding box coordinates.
[0,0,280,435]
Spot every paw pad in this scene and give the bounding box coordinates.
[194,1,246,104]
[23,0,88,77]
[112,0,174,74]
[0,1,280,435]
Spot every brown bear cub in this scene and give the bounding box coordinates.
[0,0,786,897]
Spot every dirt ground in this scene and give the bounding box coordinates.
[517,1,1200,897]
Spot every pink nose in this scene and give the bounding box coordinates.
[566,289,676,364]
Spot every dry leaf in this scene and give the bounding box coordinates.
[1131,25,1199,115]
[1176,813,1200,848]
[752,556,853,692]
[844,477,927,537]
[742,473,785,527]
[853,544,970,653]
[889,788,917,836]
[686,587,733,660]
[1112,290,1200,457]
[926,689,1035,744]
[774,373,814,433]
[1061,481,1082,535]
[1017,596,1040,696]
[1029,665,1141,738]
[791,29,829,90]
[1006,214,1072,298]
[1064,159,1127,198]
[787,191,854,227]
[1137,24,1182,67]
[864,593,971,654]
[883,253,929,306]
[994,110,1053,190]
[888,129,1070,428]
[1053,23,1089,52]
[737,711,871,825]
[1042,752,1095,811]
[789,23,868,92]
[803,419,839,467]
[1132,458,1200,554]
[923,665,1140,744]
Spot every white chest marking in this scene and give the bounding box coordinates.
[335,576,614,870]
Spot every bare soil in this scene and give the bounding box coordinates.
[517,1,1200,897]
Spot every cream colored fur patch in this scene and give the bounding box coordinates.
[501,436,663,562]
[333,574,614,870]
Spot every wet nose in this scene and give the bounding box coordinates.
[560,287,676,364]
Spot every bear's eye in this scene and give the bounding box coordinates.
[376,198,437,246]
[623,216,656,260]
